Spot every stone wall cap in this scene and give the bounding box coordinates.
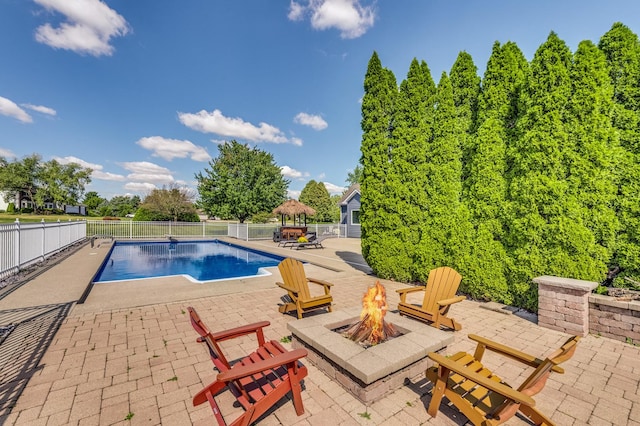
[533,275,598,291]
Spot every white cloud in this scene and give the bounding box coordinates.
[287,189,301,199]
[323,181,346,195]
[288,0,305,21]
[33,0,130,57]
[0,96,33,123]
[55,156,126,181]
[124,182,157,192]
[290,137,303,146]
[120,161,171,175]
[136,136,211,162]
[294,112,328,130]
[127,173,175,184]
[288,0,376,39]
[55,155,99,169]
[92,170,126,181]
[0,148,16,158]
[281,165,309,180]
[22,103,57,116]
[120,161,175,185]
[178,109,297,144]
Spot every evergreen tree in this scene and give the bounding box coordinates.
[567,40,620,271]
[508,33,599,310]
[599,23,640,282]
[384,58,436,281]
[299,180,333,222]
[414,72,466,281]
[450,51,480,177]
[360,52,398,277]
[462,42,528,303]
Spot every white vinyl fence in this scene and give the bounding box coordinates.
[86,221,344,241]
[0,220,86,280]
[0,220,347,280]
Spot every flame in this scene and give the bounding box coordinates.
[360,281,388,345]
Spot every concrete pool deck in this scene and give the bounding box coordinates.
[1,237,639,425]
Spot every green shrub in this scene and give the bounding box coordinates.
[251,212,273,223]
[6,203,15,213]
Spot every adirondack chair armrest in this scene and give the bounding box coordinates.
[307,277,333,288]
[396,286,424,303]
[436,295,466,307]
[217,348,309,382]
[276,281,299,294]
[210,321,271,343]
[396,286,423,295]
[428,352,536,407]
[467,334,564,373]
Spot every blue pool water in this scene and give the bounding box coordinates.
[94,240,285,283]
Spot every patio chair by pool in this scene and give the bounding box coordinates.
[291,234,329,250]
[396,266,465,330]
[188,307,308,425]
[425,334,580,425]
[276,258,333,319]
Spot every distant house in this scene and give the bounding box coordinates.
[0,193,86,215]
[339,184,361,238]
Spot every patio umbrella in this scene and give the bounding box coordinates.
[272,199,316,226]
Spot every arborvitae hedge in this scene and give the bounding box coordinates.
[599,23,640,284]
[360,52,399,278]
[360,23,640,310]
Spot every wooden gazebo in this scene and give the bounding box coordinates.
[272,199,316,241]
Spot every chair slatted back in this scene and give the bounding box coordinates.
[278,258,311,300]
[187,307,231,371]
[422,267,462,312]
[494,335,580,421]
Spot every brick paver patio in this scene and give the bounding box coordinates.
[1,237,639,425]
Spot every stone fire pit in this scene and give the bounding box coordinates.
[288,307,453,403]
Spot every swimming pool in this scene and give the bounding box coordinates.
[94,240,285,283]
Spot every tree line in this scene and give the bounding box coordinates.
[1,141,343,223]
[360,22,640,310]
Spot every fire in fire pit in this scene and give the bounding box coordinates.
[341,281,400,346]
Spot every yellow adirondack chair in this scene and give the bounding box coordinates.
[426,334,580,425]
[276,258,333,319]
[396,266,465,330]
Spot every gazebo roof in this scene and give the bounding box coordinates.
[272,199,316,216]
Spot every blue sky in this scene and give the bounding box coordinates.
[1,1,640,201]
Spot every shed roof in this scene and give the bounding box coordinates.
[339,184,360,205]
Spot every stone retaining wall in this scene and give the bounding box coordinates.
[534,275,640,344]
[589,294,640,345]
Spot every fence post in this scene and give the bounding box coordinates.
[129,220,133,239]
[41,219,46,261]
[14,218,21,271]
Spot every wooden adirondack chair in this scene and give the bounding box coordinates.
[276,258,333,319]
[188,307,308,426]
[396,266,465,330]
[426,334,580,426]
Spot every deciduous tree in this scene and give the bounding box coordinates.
[136,185,198,222]
[195,140,288,223]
